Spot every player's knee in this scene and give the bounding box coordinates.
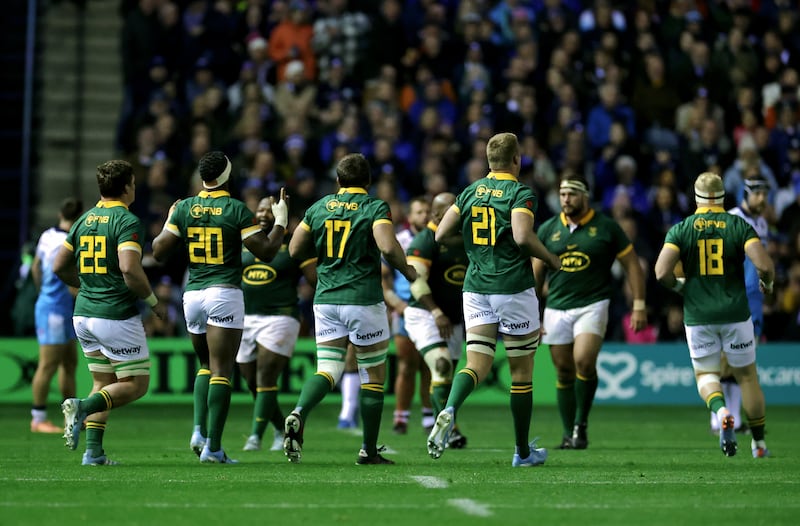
[695,372,721,397]
[423,347,452,384]
[504,334,539,358]
[466,333,496,356]
[317,359,346,387]
[356,347,388,370]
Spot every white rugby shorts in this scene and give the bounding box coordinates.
[541,299,610,345]
[462,287,540,336]
[183,287,245,334]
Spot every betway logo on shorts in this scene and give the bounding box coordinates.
[209,314,235,324]
[469,310,493,321]
[501,320,529,330]
[730,340,753,350]
[356,329,384,340]
[109,345,141,356]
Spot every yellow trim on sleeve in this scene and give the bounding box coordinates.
[744,237,760,249]
[407,255,432,267]
[62,241,74,252]
[616,243,633,259]
[241,224,262,241]
[299,258,317,269]
[118,241,142,253]
[512,207,534,217]
[165,223,181,237]
[373,218,393,227]
[663,242,680,252]
[298,221,311,232]
[450,204,460,215]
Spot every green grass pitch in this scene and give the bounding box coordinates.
[1,401,798,525]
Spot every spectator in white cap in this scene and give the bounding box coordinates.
[274,60,317,121]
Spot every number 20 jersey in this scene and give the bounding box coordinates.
[663,206,760,326]
[454,172,537,295]
[299,187,392,305]
[166,190,261,292]
[64,200,145,320]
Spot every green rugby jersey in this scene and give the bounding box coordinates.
[663,206,759,325]
[537,209,632,309]
[453,172,537,294]
[241,241,315,319]
[64,200,145,320]
[299,187,392,305]
[406,222,468,320]
[165,190,261,292]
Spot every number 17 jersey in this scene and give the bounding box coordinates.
[299,187,392,305]
[663,206,760,325]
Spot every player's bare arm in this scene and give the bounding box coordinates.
[654,244,684,293]
[744,238,775,293]
[618,247,647,331]
[374,222,417,283]
[433,205,461,246]
[53,245,80,288]
[511,210,560,270]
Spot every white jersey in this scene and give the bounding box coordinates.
[728,206,768,243]
[35,227,72,310]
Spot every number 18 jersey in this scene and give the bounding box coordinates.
[663,206,760,325]
[299,187,392,305]
[454,172,537,294]
[165,190,261,292]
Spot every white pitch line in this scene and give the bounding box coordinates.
[411,475,449,488]
[448,498,493,517]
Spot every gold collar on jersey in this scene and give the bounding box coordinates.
[338,187,368,194]
[198,190,230,198]
[696,206,726,214]
[487,172,517,181]
[96,200,128,209]
[560,208,595,227]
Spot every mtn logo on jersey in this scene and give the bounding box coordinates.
[559,251,590,272]
[190,204,223,218]
[84,213,109,226]
[693,217,727,231]
[326,200,359,212]
[443,264,466,285]
[475,185,504,198]
[242,263,277,285]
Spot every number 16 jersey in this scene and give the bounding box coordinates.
[663,206,760,326]
[299,187,392,305]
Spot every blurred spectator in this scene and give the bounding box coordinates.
[269,0,316,82]
[143,276,182,337]
[311,0,371,81]
[273,60,318,122]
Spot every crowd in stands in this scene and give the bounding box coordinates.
[117,0,800,341]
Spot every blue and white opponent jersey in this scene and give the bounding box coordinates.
[35,227,73,312]
[728,206,768,295]
[393,227,415,301]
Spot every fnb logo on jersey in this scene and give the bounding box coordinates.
[693,217,727,231]
[559,251,590,272]
[242,263,277,285]
[475,185,503,198]
[84,213,109,226]
[190,204,223,218]
[326,200,359,211]
[443,264,466,285]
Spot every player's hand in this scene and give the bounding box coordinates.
[629,309,647,333]
[151,300,168,321]
[271,187,289,228]
[434,311,453,339]
[759,279,773,295]
[547,253,562,271]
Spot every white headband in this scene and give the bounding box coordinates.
[694,187,724,205]
[560,179,589,195]
[202,156,232,189]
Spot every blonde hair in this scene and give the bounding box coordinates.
[694,171,725,205]
[486,132,519,170]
